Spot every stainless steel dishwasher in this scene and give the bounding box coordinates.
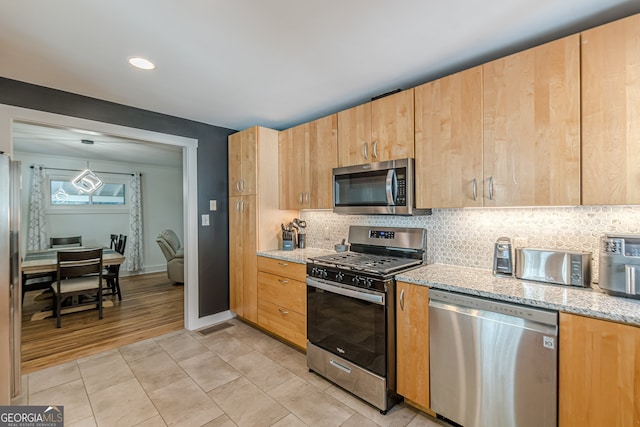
[429,289,558,427]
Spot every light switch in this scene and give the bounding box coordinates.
[201,214,210,226]
[209,200,217,211]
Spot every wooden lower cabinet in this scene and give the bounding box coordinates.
[559,312,640,427]
[257,256,307,349]
[396,281,432,412]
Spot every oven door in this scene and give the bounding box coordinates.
[307,277,387,377]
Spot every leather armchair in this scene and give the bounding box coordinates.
[156,229,184,283]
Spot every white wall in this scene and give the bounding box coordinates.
[14,151,183,274]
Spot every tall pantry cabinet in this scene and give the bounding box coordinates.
[228,126,297,323]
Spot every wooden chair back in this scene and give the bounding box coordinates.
[115,234,127,255]
[56,248,103,280]
[50,236,82,248]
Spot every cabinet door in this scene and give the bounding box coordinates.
[371,89,415,163]
[483,35,580,207]
[240,196,258,323]
[279,124,308,209]
[396,282,430,410]
[307,114,338,209]
[415,67,483,208]
[337,102,371,167]
[229,196,258,323]
[582,14,640,205]
[228,196,244,317]
[559,313,640,427]
[228,128,257,197]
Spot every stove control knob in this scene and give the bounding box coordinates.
[311,267,318,277]
[335,272,345,282]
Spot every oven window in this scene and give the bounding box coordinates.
[307,285,386,376]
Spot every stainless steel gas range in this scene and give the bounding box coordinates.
[306,226,427,414]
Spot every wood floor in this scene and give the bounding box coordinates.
[21,272,184,374]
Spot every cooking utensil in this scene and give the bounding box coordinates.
[335,239,348,252]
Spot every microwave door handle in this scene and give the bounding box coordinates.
[385,169,396,205]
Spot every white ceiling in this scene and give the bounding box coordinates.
[1,0,639,135]
[12,121,183,168]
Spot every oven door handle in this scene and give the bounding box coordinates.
[385,169,396,205]
[306,277,385,305]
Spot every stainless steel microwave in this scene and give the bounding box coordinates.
[332,158,431,215]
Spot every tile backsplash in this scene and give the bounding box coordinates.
[300,206,640,280]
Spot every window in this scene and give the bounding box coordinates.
[48,172,127,209]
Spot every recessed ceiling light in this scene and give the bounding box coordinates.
[128,57,156,70]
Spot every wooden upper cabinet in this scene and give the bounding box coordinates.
[228,127,258,196]
[559,312,640,427]
[483,35,581,207]
[415,66,483,208]
[279,123,307,209]
[337,89,414,166]
[279,114,337,209]
[581,14,640,205]
[307,114,338,209]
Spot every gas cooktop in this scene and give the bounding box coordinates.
[308,252,422,275]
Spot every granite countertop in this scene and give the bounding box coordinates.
[257,247,335,264]
[396,263,640,327]
[256,249,640,327]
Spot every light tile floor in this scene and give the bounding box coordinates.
[12,318,449,427]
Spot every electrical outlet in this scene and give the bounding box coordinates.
[513,237,528,248]
[209,200,217,211]
[201,214,210,226]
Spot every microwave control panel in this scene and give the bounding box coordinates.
[396,171,406,205]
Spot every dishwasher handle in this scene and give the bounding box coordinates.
[429,289,558,333]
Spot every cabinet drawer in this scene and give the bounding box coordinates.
[257,256,306,281]
[258,271,306,315]
[257,299,307,349]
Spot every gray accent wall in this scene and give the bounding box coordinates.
[0,77,236,317]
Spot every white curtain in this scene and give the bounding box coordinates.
[27,165,47,250]
[127,172,144,272]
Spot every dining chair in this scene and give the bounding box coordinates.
[109,234,118,250]
[104,234,127,300]
[51,248,104,328]
[21,236,82,302]
[50,236,82,248]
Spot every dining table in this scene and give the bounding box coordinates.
[21,247,126,321]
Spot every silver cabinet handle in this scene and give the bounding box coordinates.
[236,181,241,192]
[399,288,405,311]
[363,143,369,160]
[278,262,289,267]
[278,308,289,315]
[278,279,289,284]
[235,200,241,211]
[472,178,478,201]
[298,192,303,204]
[304,192,309,204]
[240,179,245,192]
[489,176,494,201]
[372,141,378,159]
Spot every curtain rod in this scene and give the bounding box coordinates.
[30,165,140,176]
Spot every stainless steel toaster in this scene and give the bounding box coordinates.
[599,234,640,299]
[515,248,591,287]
